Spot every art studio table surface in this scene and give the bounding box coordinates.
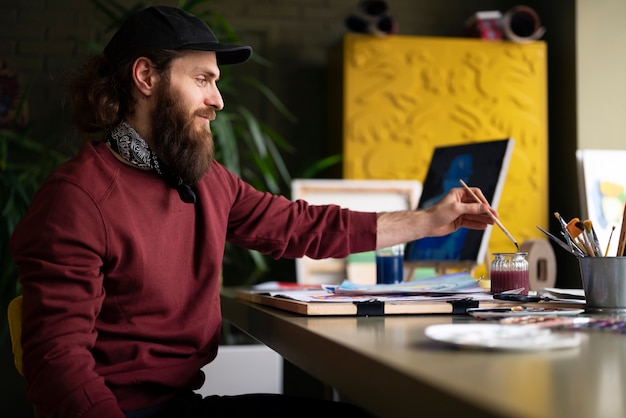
[221,288,626,418]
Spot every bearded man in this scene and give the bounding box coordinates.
[10,6,496,418]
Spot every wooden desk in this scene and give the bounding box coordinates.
[221,289,626,418]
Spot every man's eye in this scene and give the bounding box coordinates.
[196,77,207,86]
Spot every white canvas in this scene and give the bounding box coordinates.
[577,149,626,256]
[291,179,422,284]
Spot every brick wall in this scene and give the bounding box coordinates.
[1,1,101,134]
[0,0,546,169]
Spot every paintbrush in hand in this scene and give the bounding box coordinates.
[459,179,519,251]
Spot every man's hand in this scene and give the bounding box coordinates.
[376,186,497,249]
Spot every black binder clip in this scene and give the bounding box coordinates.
[448,298,480,315]
[353,299,385,316]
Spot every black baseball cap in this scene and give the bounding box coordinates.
[103,6,252,68]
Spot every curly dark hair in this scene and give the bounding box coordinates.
[69,50,179,135]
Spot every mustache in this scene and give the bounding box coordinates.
[195,109,216,121]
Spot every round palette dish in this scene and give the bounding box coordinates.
[425,323,582,351]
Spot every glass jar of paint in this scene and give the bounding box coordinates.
[376,244,404,284]
[490,252,530,294]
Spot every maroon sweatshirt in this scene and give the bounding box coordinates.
[10,141,377,418]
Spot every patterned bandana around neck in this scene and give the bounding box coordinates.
[107,121,197,204]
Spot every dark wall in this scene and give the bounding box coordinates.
[534,1,581,287]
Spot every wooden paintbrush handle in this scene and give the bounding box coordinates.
[617,203,626,256]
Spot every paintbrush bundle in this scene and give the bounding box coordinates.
[537,212,618,258]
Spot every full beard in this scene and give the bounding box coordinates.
[149,84,215,185]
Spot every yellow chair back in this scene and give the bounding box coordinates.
[7,295,24,375]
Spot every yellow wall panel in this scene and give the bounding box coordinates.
[336,33,548,275]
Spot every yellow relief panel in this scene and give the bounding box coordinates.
[340,33,548,275]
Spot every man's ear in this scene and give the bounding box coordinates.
[132,57,159,97]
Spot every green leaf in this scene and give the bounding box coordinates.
[238,106,267,158]
[299,154,343,179]
[240,76,297,123]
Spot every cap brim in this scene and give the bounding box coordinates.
[185,43,252,65]
[217,46,253,65]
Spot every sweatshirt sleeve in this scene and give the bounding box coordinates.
[218,167,378,259]
[10,180,125,418]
